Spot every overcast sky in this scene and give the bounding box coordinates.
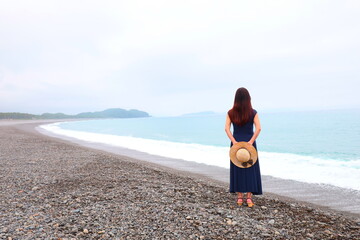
[1,0,359,116]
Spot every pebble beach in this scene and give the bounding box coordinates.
[1,121,360,239]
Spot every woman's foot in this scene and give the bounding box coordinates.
[237,193,244,206]
[246,198,254,208]
[237,197,244,206]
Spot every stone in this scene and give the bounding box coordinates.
[72,209,81,213]
[217,209,224,215]
[256,225,266,231]
[261,233,271,237]
[268,219,275,225]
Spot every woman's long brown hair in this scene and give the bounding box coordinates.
[228,87,254,126]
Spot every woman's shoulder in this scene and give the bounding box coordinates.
[253,109,257,115]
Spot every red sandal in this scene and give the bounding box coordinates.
[237,197,244,206]
[246,198,254,208]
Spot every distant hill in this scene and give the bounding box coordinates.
[0,112,39,120]
[73,108,149,119]
[0,108,150,120]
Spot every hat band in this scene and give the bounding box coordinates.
[241,159,254,167]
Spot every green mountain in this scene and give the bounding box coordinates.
[0,112,39,119]
[40,113,72,119]
[0,108,150,120]
[74,108,149,119]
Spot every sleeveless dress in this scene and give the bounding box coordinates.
[229,109,262,195]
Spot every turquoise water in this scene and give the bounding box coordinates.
[43,108,360,190]
[57,109,360,162]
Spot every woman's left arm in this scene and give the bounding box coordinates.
[248,113,262,145]
[225,114,237,145]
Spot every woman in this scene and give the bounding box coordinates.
[225,87,262,207]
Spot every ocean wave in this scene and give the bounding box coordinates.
[41,123,360,191]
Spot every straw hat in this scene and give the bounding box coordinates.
[229,142,258,168]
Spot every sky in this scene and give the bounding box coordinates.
[0,0,359,116]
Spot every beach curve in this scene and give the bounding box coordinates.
[0,120,359,239]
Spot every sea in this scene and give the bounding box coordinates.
[40,109,360,191]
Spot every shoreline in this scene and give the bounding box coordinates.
[1,120,360,239]
[31,120,360,218]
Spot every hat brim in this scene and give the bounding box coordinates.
[229,142,258,168]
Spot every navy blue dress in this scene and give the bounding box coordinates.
[229,109,262,195]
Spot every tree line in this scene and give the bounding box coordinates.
[0,108,150,119]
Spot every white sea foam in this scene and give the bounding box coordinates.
[41,123,360,191]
